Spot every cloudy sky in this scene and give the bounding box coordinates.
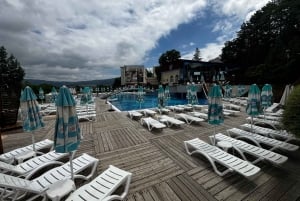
[0,0,270,81]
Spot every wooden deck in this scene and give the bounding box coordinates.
[2,98,300,201]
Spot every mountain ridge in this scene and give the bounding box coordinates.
[25,78,116,87]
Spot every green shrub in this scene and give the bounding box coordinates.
[282,85,300,137]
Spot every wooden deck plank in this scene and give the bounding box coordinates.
[3,99,300,201]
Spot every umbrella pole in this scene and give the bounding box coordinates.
[69,151,74,180]
[251,116,253,133]
[31,132,36,152]
[213,126,216,146]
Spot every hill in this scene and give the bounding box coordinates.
[25,78,116,87]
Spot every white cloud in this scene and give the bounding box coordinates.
[182,0,271,63]
[0,0,206,81]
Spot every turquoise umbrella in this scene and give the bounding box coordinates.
[186,84,192,104]
[158,85,165,109]
[246,84,261,131]
[164,86,171,106]
[136,86,144,109]
[224,84,232,98]
[190,84,198,105]
[219,72,225,82]
[51,87,58,103]
[261,84,273,109]
[39,87,44,104]
[237,85,245,97]
[54,85,81,180]
[20,86,45,152]
[208,84,224,145]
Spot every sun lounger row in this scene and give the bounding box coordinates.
[211,133,288,165]
[184,138,261,177]
[184,129,292,178]
[227,128,298,152]
[0,150,68,176]
[175,113,204,124]
[240,123,296,142]
[0,139,54,164]
[246,117,282,129]
[0,153,132,201]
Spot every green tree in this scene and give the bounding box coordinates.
[0,46,25,153]
[192,48,202,61]
[221,0,300,85]
[112,77,121,89]
[157,49,181,82]
[282,85,300,137]
[158,49,181,66]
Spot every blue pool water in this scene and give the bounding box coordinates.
[109,92,207,111]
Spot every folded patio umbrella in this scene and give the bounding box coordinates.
[54,85,81,180]
[208,84,224,145]
[246,84,262,131]
[20,86,45,152]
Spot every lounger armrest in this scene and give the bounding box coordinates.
[74,159,99,181]
[102,195,123,201]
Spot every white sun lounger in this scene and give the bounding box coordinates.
[240,123,296,142]
[0,153,99,201]
[0,150,68,176]
[184,138,260,177]
[140,117,166,131]
[166,106,184,112]
[177,105,193,111]
[157,115,185,127]
[227,128,299,152]
[223,109,240,116]
[128,110,143,120]
[223,103,241,111]
[139,109,157,116]
[175,113,204,124]
[246,117,282,129]
[155,107,171,115]
[187,104,205,110]
[211,133,288,165]
[265,103,280,113]
[188,111,208,120]
[265,109,284,117]
[257,115,281,121]
[0,139,54,164]
[66,165,132,201]
[78,113,96,121]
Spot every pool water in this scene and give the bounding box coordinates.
[109,92,207,111]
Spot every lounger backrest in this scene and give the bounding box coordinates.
[0,173,44,194]
[66,165,132,201]
[31,153,99,189]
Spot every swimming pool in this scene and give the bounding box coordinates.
[109,92,208,111]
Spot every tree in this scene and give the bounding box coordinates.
[112,77,121,89]
[282,85,300,137]
[0,46,25,153]
[192,48,202,61]
[158,49,181,66]
[157,49,181,82]
[221,0,300,85]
